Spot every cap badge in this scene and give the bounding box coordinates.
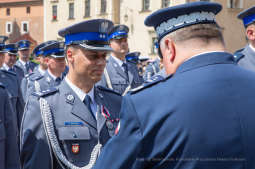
[100,21,109,33]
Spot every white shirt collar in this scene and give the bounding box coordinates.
[38,67,46,75]
[249,44,255,52]
[112,55,124,67]
[19,59,27,66]
[65,77,95,104]
[2,63,10,71]
[47,69,62,80]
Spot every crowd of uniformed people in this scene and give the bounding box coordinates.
[1,1,255,169]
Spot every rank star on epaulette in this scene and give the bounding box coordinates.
[72,143,80,154]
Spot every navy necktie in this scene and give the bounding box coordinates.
[25,63,29,72]
[83,95,94,117]
[9,67,15,72]
[122,62,129,80]
[55,77,62,85]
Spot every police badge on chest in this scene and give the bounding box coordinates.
[72,143,80,154]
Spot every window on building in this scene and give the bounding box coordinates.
[101,0,107,14]
[142,0,150,11]
[52,5,57,20]
[69,3,74,19]
[6,22,12,34]
[21,21,29,34]
[6,8,10,16]
[26,6,30,14]
[162,0,170,8]
[85,0,90,17]
[227,0,243,9]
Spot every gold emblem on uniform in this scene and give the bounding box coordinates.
[72,143,80,154]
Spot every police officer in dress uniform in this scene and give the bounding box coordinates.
[0,82,20,169]
[25,41,66,96]
[98,24,144,95]
[21,19,122,169]
[0,43,24,131]
[2,43,25,84]
[0,36,8,66]
[20,41,57,102]
[93,2,255,169]
[21,41,63,101]
[234,6,255,71]
[15,40,38,75]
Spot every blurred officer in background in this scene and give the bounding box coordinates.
[98,25,143,95]
[2,43,24,84]
[0,82,20,169]
[20,40,57,102]
[15,40,37,75]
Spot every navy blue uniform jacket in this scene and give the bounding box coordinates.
[93,52,255,169]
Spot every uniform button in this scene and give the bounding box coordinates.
[73,133,77,138]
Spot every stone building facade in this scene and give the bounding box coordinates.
[0,0,44,47]
[44,0,255,58]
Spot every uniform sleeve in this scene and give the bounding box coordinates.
[17,85,25,129]
[4,90,21,169]
[93,95,144,169]
[20,95,52,169]
[20,77,28,102]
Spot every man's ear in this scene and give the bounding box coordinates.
[66,47,74,63]
[163,38,176,63]
[246,25,255,41]
[44,57,50,64]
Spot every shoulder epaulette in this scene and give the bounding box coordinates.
[25,72,34,78]
[96,85,121,96]
[14,65,23,71]
[1,69,17,76]
[145,74,164,83]
[233,48,244,63]
[130,74,172,94]
[30,74,44,81]
[32,87,58,97]
[0,82,5,89]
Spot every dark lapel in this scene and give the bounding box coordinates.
[175,52,234,74]
[108,56,128,79]
[60,80,97,129]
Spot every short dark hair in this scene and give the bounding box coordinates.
[166,23,224,45]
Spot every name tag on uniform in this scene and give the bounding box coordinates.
[64,122,84,126]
